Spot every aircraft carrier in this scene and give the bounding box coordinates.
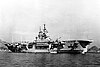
[4,24,93,54]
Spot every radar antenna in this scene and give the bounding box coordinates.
[43,24,48,33]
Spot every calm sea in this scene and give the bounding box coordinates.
[0,51,100,67]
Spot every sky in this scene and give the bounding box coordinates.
[0,0,100,47]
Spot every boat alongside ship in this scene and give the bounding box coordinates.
[4,24,93,54]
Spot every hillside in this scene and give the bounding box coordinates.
[0,39,8,50]
[88,46,99,52]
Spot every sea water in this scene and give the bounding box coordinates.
[0,51,100,67]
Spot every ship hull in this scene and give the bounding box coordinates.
[6,45,83,54]
[57,50,83,54]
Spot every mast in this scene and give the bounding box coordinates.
[43,24,48,39]
[43,24,48,33]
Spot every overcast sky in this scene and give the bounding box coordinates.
[0,0,100,46]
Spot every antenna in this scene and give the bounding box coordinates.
[44,24,45,28]
[43,24,48,33]
[43,24,46,32]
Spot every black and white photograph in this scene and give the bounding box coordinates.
[0,0,100,67]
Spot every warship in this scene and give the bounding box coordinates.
[4,24,93,54]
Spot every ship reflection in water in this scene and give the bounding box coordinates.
[0,52,100,67]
